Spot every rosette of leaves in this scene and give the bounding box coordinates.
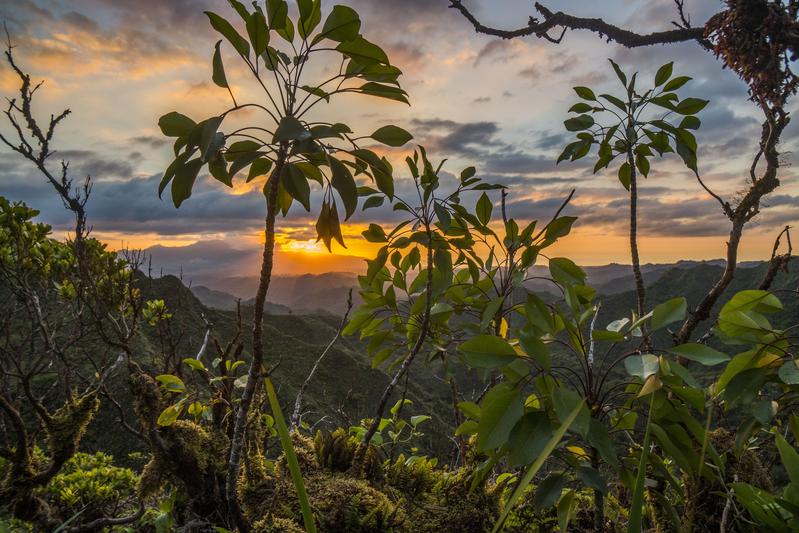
[558,59,707,181]
[157,0,412,249]
[557,59,707,324]
[453,248,735,531]
[344,147,501,371]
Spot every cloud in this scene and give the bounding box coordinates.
[474,40,518,66]
[411,118,502,157]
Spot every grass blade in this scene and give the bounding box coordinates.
[628,393,655,533]
[492,400,584,532]
[265,376,317,533]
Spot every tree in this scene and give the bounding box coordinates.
[0,43,144,530]
[558,60,707,344]
[450,0,797,345]
[156,0,412,528]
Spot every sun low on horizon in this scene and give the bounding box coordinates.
[1,0,797,282]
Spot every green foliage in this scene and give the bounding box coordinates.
[559,59,706,186]
[42,452,138,521]
[157,0,410,250]
[265,376,317,533]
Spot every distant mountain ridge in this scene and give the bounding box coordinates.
[191,260,773,314]
[191,272,360,314]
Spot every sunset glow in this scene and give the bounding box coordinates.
[0,0,796,282]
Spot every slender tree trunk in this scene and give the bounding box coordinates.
[628,150,646,322]
[359,229,434,455]
[225,148,286,531]
[592,448,605,533]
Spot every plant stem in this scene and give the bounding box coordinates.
[225,147,286,531]
[592,447,605,532]
[359,227,433,453]
[627,149,646,326]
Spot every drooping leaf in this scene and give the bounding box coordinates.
[282,163,311,211]
[476,192,492,226]
[171,158,203,208]
[328,155,358,219]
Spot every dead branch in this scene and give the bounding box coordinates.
[290,289,353,430]
[448,1,708,47]
[759,225,793,290]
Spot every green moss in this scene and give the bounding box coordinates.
[40,452,137,522]
[313,429,382,482]
[384,454,438,499]
[44,393,100,463]
[252,515,305,532]
[308,474,404,532]
[406,466,499,533]
[682,427,772,532]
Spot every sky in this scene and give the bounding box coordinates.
[0,0,797,278]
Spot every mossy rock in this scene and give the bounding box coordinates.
[252,515,304,533]
[309,473,404,532]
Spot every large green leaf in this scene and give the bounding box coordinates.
[328,155,357,219]
[651,297,687,330]
[246,8,269,56]
[492,401,584,532]
[668,343,729,366]
[588,418,618,469]
[654,61,673,86]
[318,5,360,42]
[675,97,708,115]
[282,163,311,211]
[338,36,388,65]
[158,112,196,137]
[548,257,586,287]
[476,192,492,225]
[297,0,321,39]
[459,335,517,369]
[205,11,250,57]
[477,383,524,451]
[357,82,409,104]
[171,158,203,208]
[370,125,412,147]
[624,354,659,381]
[273,116,310,142]
[564,114,594,131]
[508,411,553,467]
[534,473,566,509]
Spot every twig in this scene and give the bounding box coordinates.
[289,289,353,430]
